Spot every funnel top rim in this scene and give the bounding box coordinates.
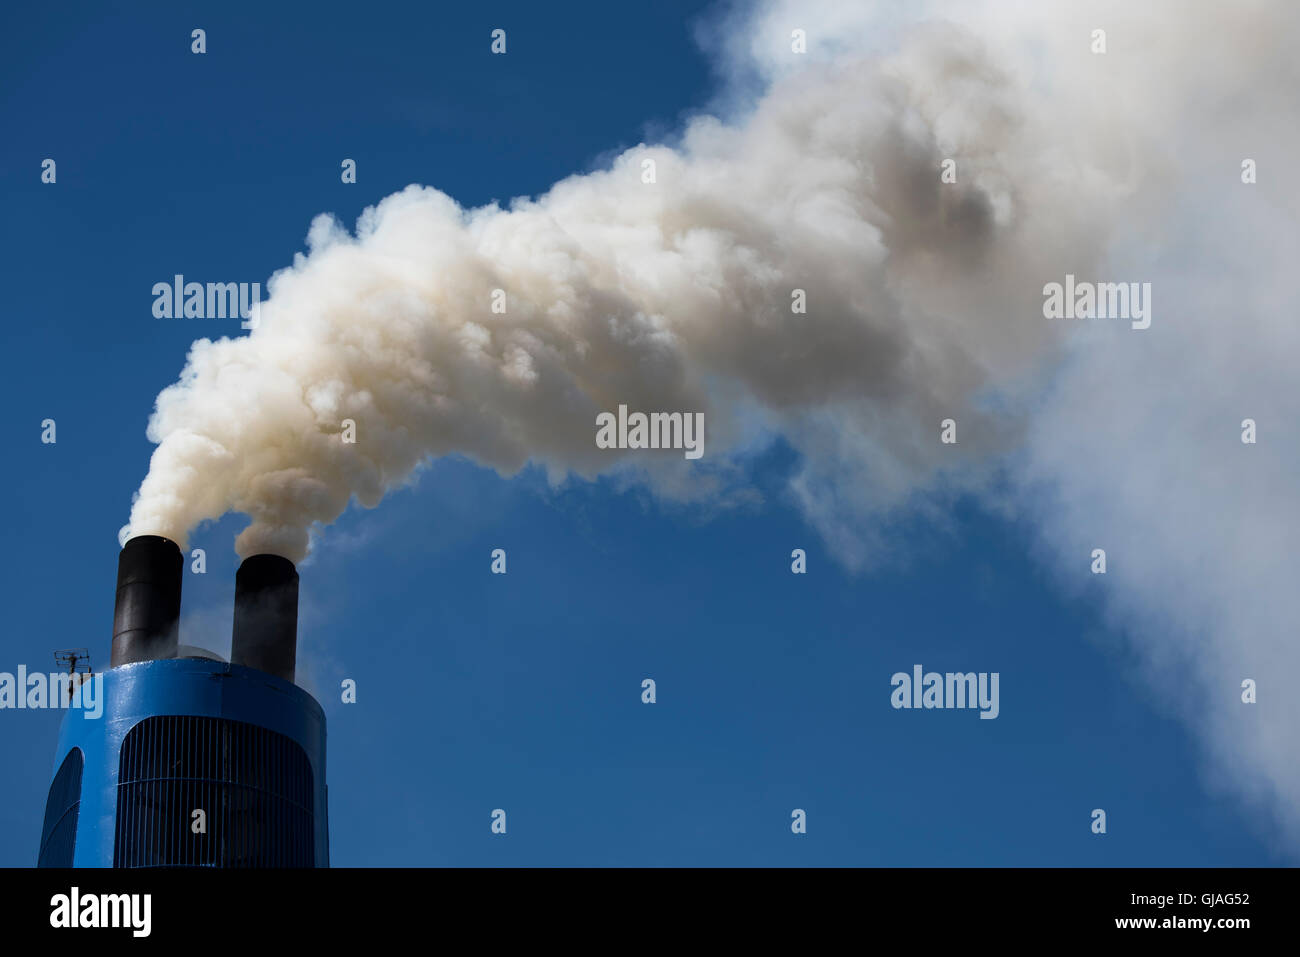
[120,534,182,552]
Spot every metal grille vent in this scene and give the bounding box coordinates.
[114,715,314,867]
[38,748,84,867]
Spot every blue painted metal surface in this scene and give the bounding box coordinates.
[42,658,328,867]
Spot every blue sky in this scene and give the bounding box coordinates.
[0,0,1281,866]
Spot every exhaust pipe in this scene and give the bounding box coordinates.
[110,535,184,667]
[230,554,298,682]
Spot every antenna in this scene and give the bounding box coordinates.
[54,648,91,703]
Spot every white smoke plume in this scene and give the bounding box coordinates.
[125,1,1300,849]
[126,9,1130,562]
[729,0,1300,852]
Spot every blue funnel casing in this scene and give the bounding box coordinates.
[38,538,329,867]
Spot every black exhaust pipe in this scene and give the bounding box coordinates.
[110,535,184,667]
[230,554,298,682]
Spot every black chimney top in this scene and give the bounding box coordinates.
[110,535,183,667]
[230,554,299,682]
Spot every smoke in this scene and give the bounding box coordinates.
[729,0,1300,850]
[124,1,1300,849]
[126,11,1128,562]
[1010,2,1300,851]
